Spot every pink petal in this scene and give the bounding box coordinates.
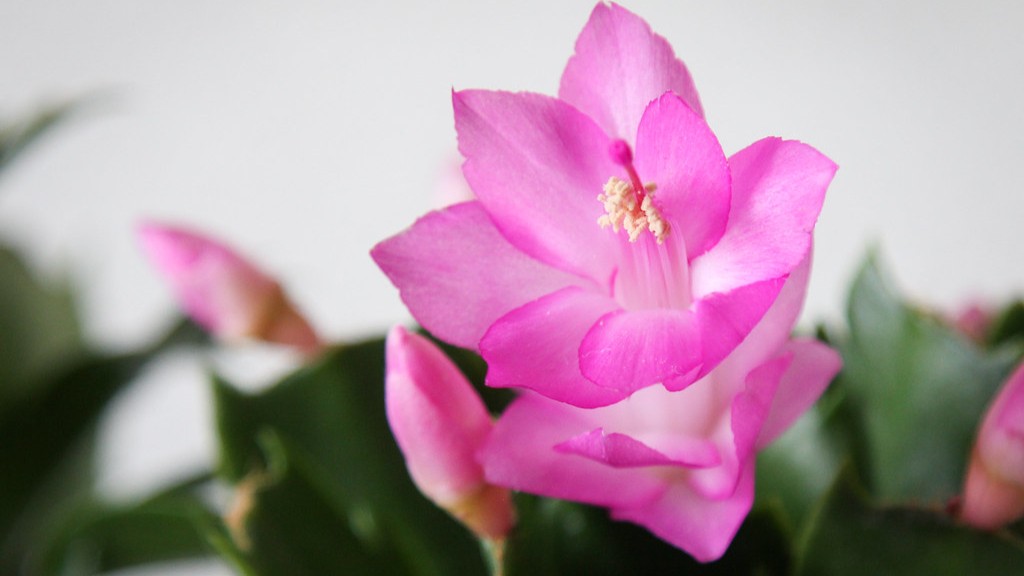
[634,92,730,259]
[686,250,813,389]
[961,458,1024,530]
[555,428,720,469]
[965,362,1024,527]
[983,362,1024,441]
[480,287,627,408]
[579,307,702,394]
[593,375,722,442]
[961,362,1024,529]
[709,251,813,385]
[690,138,836,298]
[481,394,666,508]
[453,89,619,283]
[372,202,582,350]
[683,355,788,502]
[384,326,492,504]
[559,3,704,140]
[732,355,790,465]
[672,276,787,390]
[612,460,756,563]
[756,340,842,449]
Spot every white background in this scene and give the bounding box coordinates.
[2,1,1023,573]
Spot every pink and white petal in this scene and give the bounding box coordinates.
[756,340,842,449]
[454,89,619,283]
[633,93,731,259]
[732,355,790,465]
[579,307,702,394]
[681,356,786,501]
[710,251,812,386]
[372,202,582,350]
[481,394,666,508]
[666,276,787,391]
[689,138,836,298]
[385,326,491,502]
[559,3,704,140]
[555,428,720,469]
[480,287,628,408]
[612,460,756,563]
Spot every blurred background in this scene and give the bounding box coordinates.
[2,1,1023,573]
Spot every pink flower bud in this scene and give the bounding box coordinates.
[960,362,1024,529]
[138,222,321,355]
[952,301,993,343]
[384,326,513,540]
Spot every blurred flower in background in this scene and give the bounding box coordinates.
[138,222,322,356]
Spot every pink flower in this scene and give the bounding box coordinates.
[960,362,1024,529]
[372,3,836,408]
[385,326,514,540]
[138,221,321,354]
[480,259,841,561]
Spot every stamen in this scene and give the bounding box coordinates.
[598,140,671,244]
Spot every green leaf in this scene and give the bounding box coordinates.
[0,245,82,408]
[796,466,1024,575]
[0,101,77,177]
[503,494,791,576]
[212,339,487,576]
[34,473,218,576]
[0,319,208,571]
[837,253,1020,502]
[756,404,841,531]
[215,431,402,576]
[756,354,873,532]
[988,300,1024,348]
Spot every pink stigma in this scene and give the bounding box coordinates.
[609,139,633,166]
[607,139,646,202]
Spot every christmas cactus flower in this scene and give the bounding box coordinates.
[138,221,321,354]
[385,326,514,540]
[480,256,841,561]
[960,361,1024,529]
[372,3,836,407]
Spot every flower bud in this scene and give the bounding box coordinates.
[138,222,320,355]
[960,362,1024,529]
[384,325,513,540]
[953,302,993,343]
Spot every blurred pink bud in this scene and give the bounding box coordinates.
[960,362,1024,529]
[953,302,993,343]
[385,325,514,540]
[138,221,321,355]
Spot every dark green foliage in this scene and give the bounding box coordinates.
[797,467,1024,576]
[211,340,488,576]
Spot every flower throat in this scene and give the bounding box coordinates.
[597,139,670,244]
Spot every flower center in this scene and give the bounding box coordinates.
[597,140,670,244]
